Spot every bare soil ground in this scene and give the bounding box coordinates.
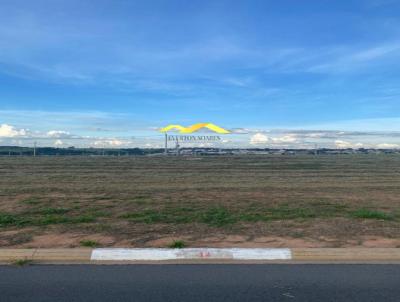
[0,155,399,248]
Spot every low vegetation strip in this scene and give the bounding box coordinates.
[0,155,399,248]
[0,211,96,227]
[0,204,395,229]
[120,204,397,227]
[350,209,394,220]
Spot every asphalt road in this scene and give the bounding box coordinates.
[0,264,399,301]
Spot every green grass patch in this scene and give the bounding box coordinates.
[12,258,33,266]
[200,207,237,227]
[38,207,70,215]
[121,210,168,223]
[351,209,393,220]
[121,207,196,224]
[239,202,347,222]
[0,213,30,227]
[168,240,186,248]
[20,198,41,205]
[267,206,317,220]
[284,163,323,170]
[69,215,96,224]
[36,214,95,225]
[121,202,349,227]
[0,202,350,229]
[130,195,151,205]
[0,212,96,227]
[37,215,69,225]
[86,210,111,218]
[80,240,99,247]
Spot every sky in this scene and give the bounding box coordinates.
[1,0,400,148]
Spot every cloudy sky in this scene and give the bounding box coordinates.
[1,0,400,148]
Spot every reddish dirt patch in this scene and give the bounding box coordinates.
[361,236,400,248]
[16,233,116,248]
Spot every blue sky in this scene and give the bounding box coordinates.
[1,0,400,148]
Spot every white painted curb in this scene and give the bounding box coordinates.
[91,248,292,261]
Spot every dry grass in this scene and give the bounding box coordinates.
[0,155,399,247]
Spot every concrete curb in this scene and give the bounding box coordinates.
[1,248,400,264]
[91,248,292,261]
[292,248,400,262]
[0,249,92,264]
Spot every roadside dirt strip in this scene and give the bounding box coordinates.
[0,248,400,264]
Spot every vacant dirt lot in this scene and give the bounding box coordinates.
[0,155,399,248]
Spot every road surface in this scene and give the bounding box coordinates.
[0,264,399,301]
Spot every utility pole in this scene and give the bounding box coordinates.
[33,141,37,157]
[164,133,168,155]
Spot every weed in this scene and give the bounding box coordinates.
[351,209,393,220]
[121,204,343,227]
[168,240,186,248]
[121,210,167,223]
[0,213,30,227]
[70,215,96,224]
[121,207,195,224]
[89,210,111,218]
[201,207,237,227]
[80,240,99,247]
[38,214,95,225]
[269,206,317,220]
[131,195,151,205]
[237,203,346,222]
[21,198,41,205]
[0,213,19,226]
[39,207,70,215]
[38,215,69,225]
[0,212,96,227]
[12,258,32,266]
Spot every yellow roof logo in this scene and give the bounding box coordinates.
[160,123,230,134]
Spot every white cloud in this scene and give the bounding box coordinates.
[54,139,64,146]
[303,131,344,139]
[198,142,215,147]
[308,43,400,74]
[230,128,251,134]
[271,134,298,143]
[93,139,126,147]
[0,124,27,137]
[351,44,400,61]
[376,143,399,148]
[306,132,325,138]
[249,133,299,146]
[250,133,269,145]
[335,140,364,149]
[47,130,71,138]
